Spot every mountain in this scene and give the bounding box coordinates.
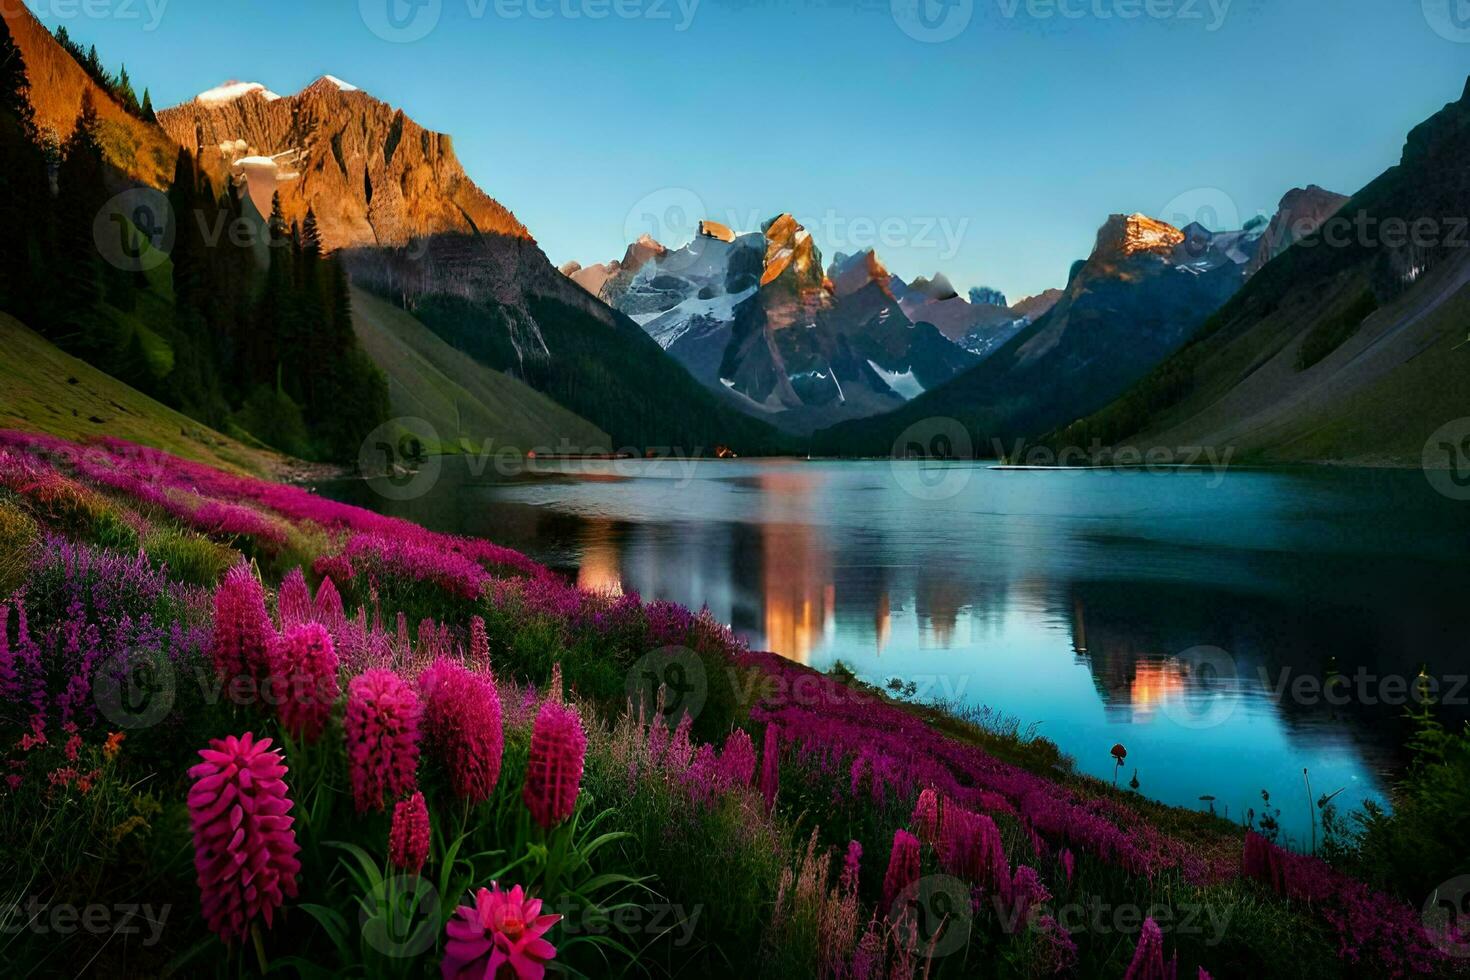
[348,287,609,455]
[2,2,176,187]
[811,209,1273,456]
[158,75,526,248]
[1011,289,1064,322]
[159,77,781,454]
[573,217,985,434]
[1049,77,1470,466]
[1245,184,1349,275]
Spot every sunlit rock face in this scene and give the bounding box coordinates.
[158,75,527,251]
[1093,213,1188,265]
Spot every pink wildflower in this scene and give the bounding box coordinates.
[420,658,504,805]
[719,728,756,788]
[913,787,940,843]
[389,791,431,874]
[345,669,422,812]
[210,564,272,683]
[1123,916,1177,980]
[881,829,921,913]
[442,883,561,980]
[523,699,586,829]
[187,732,300,944]
[277,567,312,629]
[271,622,340,742]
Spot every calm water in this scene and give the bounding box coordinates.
[318,458,1470,844]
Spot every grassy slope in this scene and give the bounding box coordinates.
[0,312,277,475]
[350,287,611,455]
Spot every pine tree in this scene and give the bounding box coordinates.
[116,65,140,115]
[55,90,107,322]
[140,88,155,122]
[302,208,323,259]
[0,12,47,315]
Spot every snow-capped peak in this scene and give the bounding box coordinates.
[196,81,281,106]
[319,74,359,92]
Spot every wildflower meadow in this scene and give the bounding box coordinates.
[0,429,1463,978]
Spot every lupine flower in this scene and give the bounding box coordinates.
[420,658,503,805]
[1061,849,1075,885]
[523,699,586,829]
[345,669,422,812]
[468,615,490,672]
[186,732,300,943]
[719,728,756,788]
[314,575,346,635]
[881,829,921,913]
[442,883,561,980]
[277,567,312,630]
[759,725,781,810]
[271,622,340,742]
[913,787,940,843]
[1123,917,1176,980]
[210,564,273,683]
[389,791,431,874]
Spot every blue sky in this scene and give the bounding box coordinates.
[30,0,1469,299]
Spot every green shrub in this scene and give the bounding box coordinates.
[0,498,37,596]
[142,527,239,586]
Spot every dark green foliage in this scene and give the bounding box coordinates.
[1296,288,1378,370]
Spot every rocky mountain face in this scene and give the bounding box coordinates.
[569,217,989,433]
[1245,184,1349,275]
[1050,76,1470,466]
[811,207,1277,455]
[2,3,176,187]
[158,77,526,250]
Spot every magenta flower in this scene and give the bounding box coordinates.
[210,564,273,683]
[523,699,586,829]
[345,668,422,812]
[719,728,756,789]
[469,615,490,672]
[277,567,312,630]
[881,829,921,913]
[420,658,503,805]
[442,883,561,980]
[187,732,301,944]
[1123,916,1177,980]
[841,840,863,894]
[759,725,781,810]
[313,575,346,635]
[912,787,940,843]
[271,622,340,742]
[389,791,431,874]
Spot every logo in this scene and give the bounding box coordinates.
[361,876,440,958]
[1423,876,1470,958]
[93,188,174,273]
[622,187,706,275]
[359,418,443,501]
[360,0,443,42]
[627,646,708,724]
[891,0,973,43]
[1424,0,1470,42]
[1158,188,1242,259]
[890,417,974,501]
[1423,418,1470,500]
[1159,646,1239,730]
[891,875,973,957]
[93,648,176,730]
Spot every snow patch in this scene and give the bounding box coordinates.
[197,81,280,105]
[320,74,360,92]
[867,360,925,400]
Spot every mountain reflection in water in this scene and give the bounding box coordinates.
[317,457,1470,844]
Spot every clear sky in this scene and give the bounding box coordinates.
[29,0,1469,300]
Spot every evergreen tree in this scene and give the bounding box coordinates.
[302,208,323,259]
[115,65,140,115]
[140,88,155,122]
[55,90,107,324]
[0,12,47,316]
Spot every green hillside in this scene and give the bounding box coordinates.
[0,312,277,475]
[349,287,610,455]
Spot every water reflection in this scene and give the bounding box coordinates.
[317,458,1470,844]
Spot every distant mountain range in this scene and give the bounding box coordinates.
[1049,78,1470,466]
